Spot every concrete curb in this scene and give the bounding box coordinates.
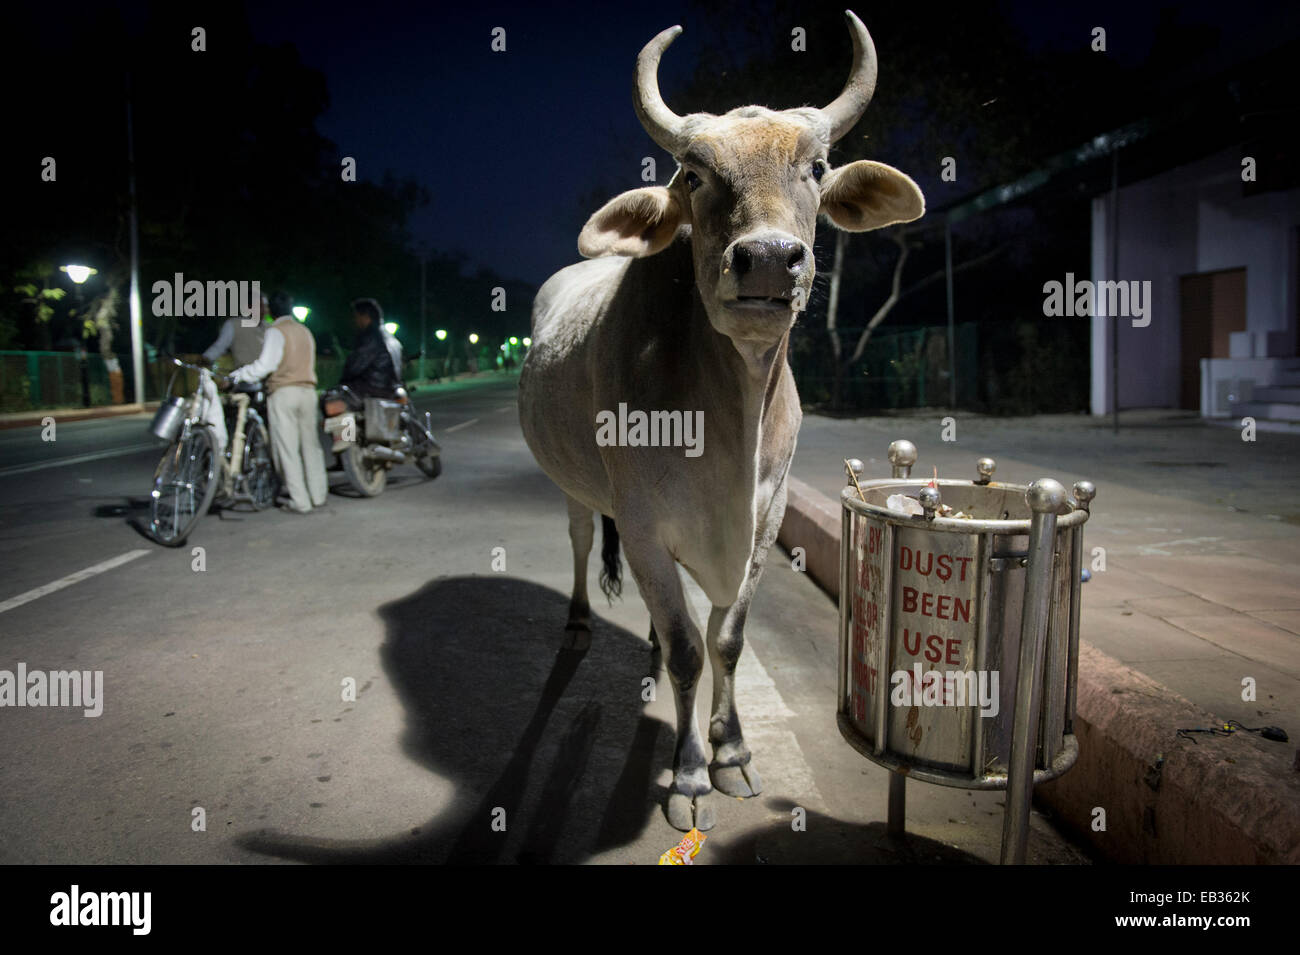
[779,475,1300,864]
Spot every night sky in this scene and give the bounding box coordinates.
[28,0,1300,287]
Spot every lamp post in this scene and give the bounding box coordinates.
[434,328,448,381]
[419,251,427,383]
[62,265,97,407]
[126,73,145,405]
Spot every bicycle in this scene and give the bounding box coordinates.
[146,358,278,546]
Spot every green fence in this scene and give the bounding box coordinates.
[1,351,452,412]
[0,351,115,412]
[788,322,980,411]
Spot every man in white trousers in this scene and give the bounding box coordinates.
[228,290,328,514]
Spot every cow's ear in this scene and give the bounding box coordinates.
[578,187,684,258]
[820,160,925,232]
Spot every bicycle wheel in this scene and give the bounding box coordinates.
[149,426,219,546]
[245,420,279,510]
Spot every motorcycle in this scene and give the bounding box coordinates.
[320,384,441,496]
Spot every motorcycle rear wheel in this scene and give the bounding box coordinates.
[342,443,388,496]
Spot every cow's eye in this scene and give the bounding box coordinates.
[684,170,702,192]
[812,160,828,183]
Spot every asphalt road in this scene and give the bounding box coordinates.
[0,376,1087,864]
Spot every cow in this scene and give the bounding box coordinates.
[519,10,924,831]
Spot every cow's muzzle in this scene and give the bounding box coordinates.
[719,232,811,309]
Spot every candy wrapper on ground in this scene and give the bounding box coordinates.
[658,828,706,865]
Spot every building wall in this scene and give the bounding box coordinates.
[1090,147,1300,413]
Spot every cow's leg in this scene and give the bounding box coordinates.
[564,493,594,633]
[620,538,713,831]
[707,483,785,798]
[705,578,764,798]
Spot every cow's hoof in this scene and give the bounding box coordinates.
[711,762,763,798]
[666,792,716,832]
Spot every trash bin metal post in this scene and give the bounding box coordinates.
[883,442,914,835]
[879,517,902,833]
[839,460,864,713]
[1001,478,1067,865]
[1065,482,1095,732]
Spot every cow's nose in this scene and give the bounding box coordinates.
[727,237,809,280]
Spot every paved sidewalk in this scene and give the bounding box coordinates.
[791,409,1300,774]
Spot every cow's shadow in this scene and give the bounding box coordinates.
[237,575,672,864]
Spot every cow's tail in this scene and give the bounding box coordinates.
[599,514,622,602]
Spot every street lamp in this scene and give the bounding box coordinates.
[60,264,98,284]
[523,337,531,347]
[435,329,447,341]
[292,306,310,321]
[468,333,479,344]
[384,322,399,335]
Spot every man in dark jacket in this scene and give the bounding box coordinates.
[340,298,401,398]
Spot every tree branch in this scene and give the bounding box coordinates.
[841,240,1007,370]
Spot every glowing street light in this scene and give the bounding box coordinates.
[60,264,97,284]
[384,322,399,335]
[509,336,518,345]
[292,306,310,321]
[435,329,447,341]
[468,333,479,344]
[523,337,532,347]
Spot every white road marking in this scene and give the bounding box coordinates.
[444,418,479,433]
[496,404,515,413]
[679,571,826,811]
[0,550,151,615]
[0,444,158,478]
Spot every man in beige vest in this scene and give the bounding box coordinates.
[228,290,328,514]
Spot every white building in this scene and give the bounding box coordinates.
[1089,146,1300,426]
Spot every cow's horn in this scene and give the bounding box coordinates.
[822,10,878,143]
[634,25,687,153]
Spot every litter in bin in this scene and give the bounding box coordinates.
[886,493,924,516]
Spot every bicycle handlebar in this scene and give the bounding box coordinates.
[171,356,232,383]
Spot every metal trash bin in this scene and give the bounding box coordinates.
[837,439,1096,863]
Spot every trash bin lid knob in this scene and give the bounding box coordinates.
[918,484,942,519]
[1026,478,1067,514]
[977,457,996,482]
[888,439,917,468]
[1072,480,1096,510]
